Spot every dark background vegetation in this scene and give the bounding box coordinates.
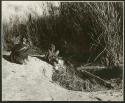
[2,2,123,67]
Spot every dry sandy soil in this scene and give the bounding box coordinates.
[2,53,123,101]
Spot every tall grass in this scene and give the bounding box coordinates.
[58,2,123,67]
[2,2,123,67]
[86,2,123,67]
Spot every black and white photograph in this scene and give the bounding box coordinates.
[1,0,124,101]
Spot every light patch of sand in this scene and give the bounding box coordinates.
[2,56,123,101]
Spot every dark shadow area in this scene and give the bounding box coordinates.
[3,55,23,65]
[93,68,123,80]
[86,67,123,80]
[3,55,11,62]
[31,56,51,64]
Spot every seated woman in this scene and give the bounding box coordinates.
[10,38,30,64]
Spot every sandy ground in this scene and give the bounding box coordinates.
[2,55,123,101]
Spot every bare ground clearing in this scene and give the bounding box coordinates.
[2,52,123,101]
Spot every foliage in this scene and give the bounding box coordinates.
[45,44,60,64]
[2,2,123,67]
[52,62,109,91]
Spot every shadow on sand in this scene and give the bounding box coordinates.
[3,55,11,62]
[2,55,22,64]
[31,56,49,63]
